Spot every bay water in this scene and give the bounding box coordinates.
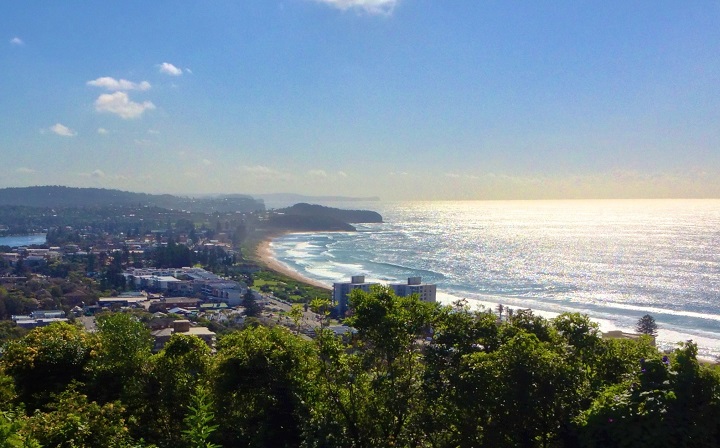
[269,200,720,359]
[0,234,47,248]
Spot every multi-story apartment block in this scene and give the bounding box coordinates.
[389,277,437,303]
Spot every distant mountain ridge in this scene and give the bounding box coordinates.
[0,186,265,213]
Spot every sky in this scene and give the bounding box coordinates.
[1,1,720,200]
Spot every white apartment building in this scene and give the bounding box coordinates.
[388,277,437,303]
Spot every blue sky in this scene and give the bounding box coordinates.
[2,1,719,200]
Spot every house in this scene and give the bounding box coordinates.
[12,312,68,329]
[30,310,65,319]
[151,319,216,352]
[98,296,148,308]
[13,317,69,329]
[149,297,202,313]
[602,330,656,346]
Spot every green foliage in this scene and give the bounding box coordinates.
[346,285,435,362]
[0,294,719,448]
[22,388,141,448]
[182,386,220,448]
[88,313,153,403]
[1,323,94,411]
[287,304,303,334]
[212,325,318,448]
[0,408,40,448]
[579,342,720,447]
[139,334,212,447]
[252,270,330,303]
[0,322,27,345]
[241,290,260,317]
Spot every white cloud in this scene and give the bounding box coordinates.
[308,169,328,178]
[97,128,108,135]
[202,159,212,166]
[313,0,398,15]
[94,92,155,119]
[49,123,77,137]
[77,169,128,181]
[147,129,160,135]
[239,165,291,180]
[87,77,151,91]
[159,62,183,76]
[338,171,348,177]
[16,167,36,174]
[10,37,23,46]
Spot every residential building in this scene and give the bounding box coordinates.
[98,296,148,308]
[389,277,437,303]
[151,319,216,352]
[332,275,379,317]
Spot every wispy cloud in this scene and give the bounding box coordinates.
[87,76,151,91]
[10,37,24,46]
[94,92,155,119]
[49,123,77,137]
[159,62,183,76]
[313,0,398,15]
[97,128,108,135]
[202,159,212,166]
[308,169,328,178]
[78,169,112,179]
[16,167,37,174]
[239,165,291,180]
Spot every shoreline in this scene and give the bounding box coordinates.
[250,231,720,362]
[254,232,332,291]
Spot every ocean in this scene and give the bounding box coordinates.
[268,200,720,360]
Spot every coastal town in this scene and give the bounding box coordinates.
[0,187,421,350]
[0,191,339,342]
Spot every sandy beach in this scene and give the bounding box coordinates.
[256,234,332,291]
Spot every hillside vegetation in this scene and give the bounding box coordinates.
[1,288,719,447]
[0,186,264,213]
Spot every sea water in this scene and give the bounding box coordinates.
[0,234,47,247]
[269,200,720,359]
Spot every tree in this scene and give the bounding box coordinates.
[579,342,720,447]
[288,304,303,335]
[636,314,658,336]
[212,326,318,448]
[86,313,153,404]
[142,334,212,447]
[23,388,140,448]
[1,323,94,411]
[182,385,220,448]
[241,290,260,317]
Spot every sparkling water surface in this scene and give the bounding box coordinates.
[270,200,720,359]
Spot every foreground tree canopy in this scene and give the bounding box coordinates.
[1,289,719,448]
